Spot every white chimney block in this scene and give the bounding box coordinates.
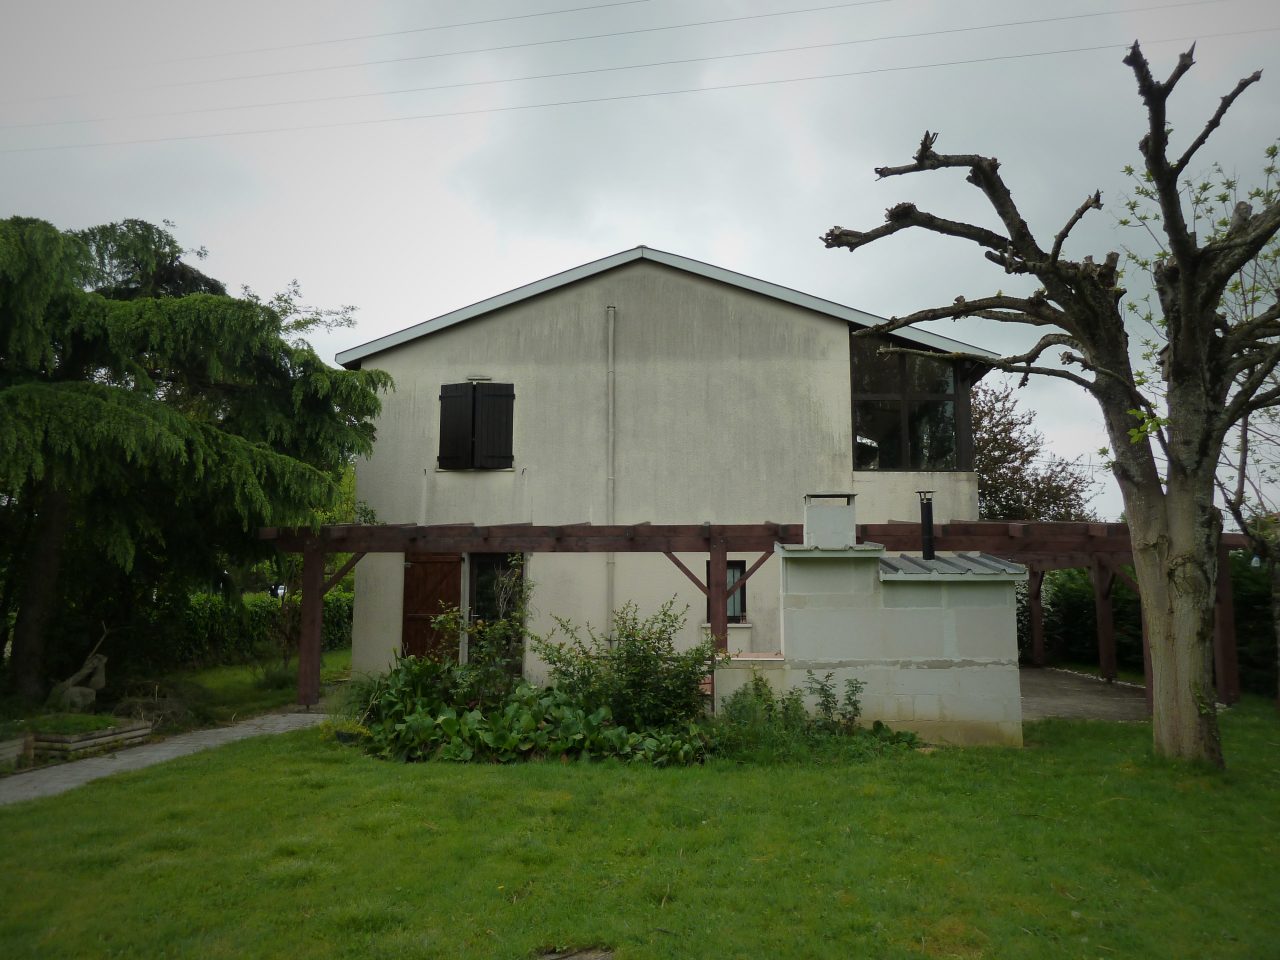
[803,492,857,549]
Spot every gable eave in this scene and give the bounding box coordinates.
[336,245,999,368]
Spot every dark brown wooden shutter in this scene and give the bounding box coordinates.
[438,383,474,469]
[473,382,515,469]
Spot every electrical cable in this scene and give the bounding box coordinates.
[1,26,1272,154]
[1,0,894,105]
[0,0,1229,133]
[158,0,657,63]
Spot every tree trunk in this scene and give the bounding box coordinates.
[8,482,72,703]
[1125,484,1224,767]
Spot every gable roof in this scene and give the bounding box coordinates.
[336,245,999,369]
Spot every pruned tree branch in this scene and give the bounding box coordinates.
[1224,296,1280,351]
[1173,69,1264,178]
[1124,42,1199,267]
[868,130,1046,261]
[846,293,1067,338]
[1051,191,1103,263]
[880,340,1096,391]
[823,202,1010,256]
[1202,201,1280,298]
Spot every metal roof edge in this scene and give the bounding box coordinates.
[878,551,1028,582]
[336,245,999,368]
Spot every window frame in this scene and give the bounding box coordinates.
[706,559,748,625]
[850,333,976,471]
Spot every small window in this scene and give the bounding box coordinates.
[706,560,747,624]
[438,382,514,469]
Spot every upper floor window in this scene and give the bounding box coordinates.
[850,334,974,470]
[438,382,514,469]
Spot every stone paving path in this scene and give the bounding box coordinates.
[0,710,327,807]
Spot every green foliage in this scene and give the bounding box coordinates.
[20,712,120,735]
[1026,554,1276,695]
[1033,567,1144,671]
[117,590,352,674]
[534,600,719,730]
[715,669,917,762]
[427,560,530,710]
[971,379,1097,522]
[350,593,713,766]
[354,664,712,766]
[1224,552,1277,697]
[0,216,392,698]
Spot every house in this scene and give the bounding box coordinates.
[338,246,1013,737]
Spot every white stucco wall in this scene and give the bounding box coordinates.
[349,260,980,671]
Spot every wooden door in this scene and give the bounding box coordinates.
[402,553,463,659]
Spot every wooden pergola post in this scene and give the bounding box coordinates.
[1090,561,1117,681]
[708,536,729,651]
[297,540,324,708]
[1028,568,1046,667]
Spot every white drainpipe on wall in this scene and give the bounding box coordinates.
[605,304,617,624]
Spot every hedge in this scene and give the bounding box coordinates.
[128,590,353,670]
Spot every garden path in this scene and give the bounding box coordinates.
[0,710,326,807]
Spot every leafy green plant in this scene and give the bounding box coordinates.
[535,600,721,730]
[715,669,913,762]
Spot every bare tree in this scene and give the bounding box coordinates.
[822,43,1280,766]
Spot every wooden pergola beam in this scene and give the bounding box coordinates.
[264,520,1249,706]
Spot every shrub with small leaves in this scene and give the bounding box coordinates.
[534,600,722,730]
[714,669,914,762]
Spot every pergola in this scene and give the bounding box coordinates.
[262,520,1246,708]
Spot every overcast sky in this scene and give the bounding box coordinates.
[3,0,1277,520]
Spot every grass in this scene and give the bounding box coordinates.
[18,712,122,735]
[111,648,353,732]
[1,699,1277,959]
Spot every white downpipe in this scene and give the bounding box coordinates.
[605,305,617,626]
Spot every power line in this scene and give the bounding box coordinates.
[1,0,894,106]
[158,0,657,64]
[0,1,1226,134]
[2,28,1272,155]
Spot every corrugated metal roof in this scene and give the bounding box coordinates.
[879,552,1026,579]
[336,246,1000,368]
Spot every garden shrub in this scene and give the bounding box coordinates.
[715,669,917,762]
[352,595,715,766]
[129,589,355,672]
[534,600,719,729]
[355,665,713,766]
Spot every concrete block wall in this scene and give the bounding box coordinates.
[714,550,1023,746]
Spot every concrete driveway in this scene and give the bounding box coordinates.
[1020,667,1149,721]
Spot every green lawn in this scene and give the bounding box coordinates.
[102,648,354,733]
[1,701,1277,959]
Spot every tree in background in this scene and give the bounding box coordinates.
[971,380,1098,522]
[0,217,392,702]
[823,44,1280,766]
